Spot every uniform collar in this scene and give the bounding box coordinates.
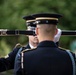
[23,43,35,49]
[29,43,36,49]
[37,41,58,48]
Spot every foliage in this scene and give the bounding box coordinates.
[0,0,76,55]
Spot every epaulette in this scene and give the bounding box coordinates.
[58,47,70,51]
[14,43,23,48]
[21,47,36,53]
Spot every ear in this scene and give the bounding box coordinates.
[35,27,39,35]
[55,28,58,35]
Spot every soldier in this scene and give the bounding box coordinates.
[14,15,39,75]
[0,14,62,75]
[17,13,75,75]
[0,15,39,74]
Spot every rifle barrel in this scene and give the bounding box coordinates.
[0,29,76,36]
[0,30,34,36]
[61,30,76,36]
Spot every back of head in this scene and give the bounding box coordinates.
[37,24,56,37]
[32,13,62,41]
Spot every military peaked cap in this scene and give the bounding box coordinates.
[23,15,36,27]
[32,13,62,25]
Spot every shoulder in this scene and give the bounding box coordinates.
[21,48,37,54]
[12,43,23,54]
[14,43,23,49]
[59,46,75,53]
[13,43,28,50]
[11,43,24,55]
[59,47,75,57]
[58,47,70,51]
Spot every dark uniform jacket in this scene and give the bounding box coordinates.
[17,41,75,75]
[0,44,31,73]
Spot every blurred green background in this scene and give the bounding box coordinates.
[0,0,76,75]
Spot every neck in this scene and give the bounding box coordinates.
[39,36,54,42]
[29,41,38,48]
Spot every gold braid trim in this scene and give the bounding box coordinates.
[21,47,36,53]
[20,48,36,70]
[14,43,22,48]
[26,20,35,22]
[59,47,70,51]
[36,17,58,21]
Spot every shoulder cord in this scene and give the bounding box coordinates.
[66,50,75,75]
[21,52,24,75]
